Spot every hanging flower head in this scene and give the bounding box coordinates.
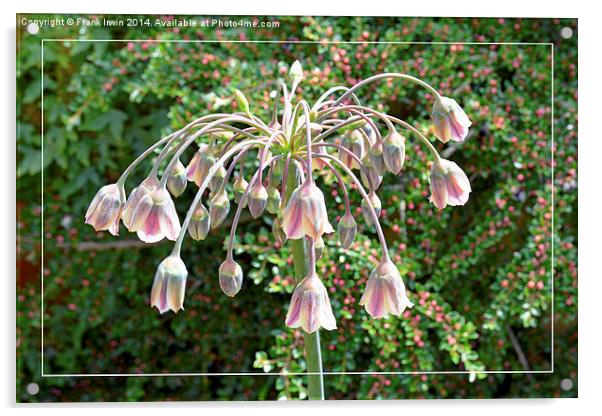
[85,61,472,336]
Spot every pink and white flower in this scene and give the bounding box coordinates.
[282,181,334,240]
[150,255,188,314]
[429,158,472,210]
[431,96,472,143]
[285,273,337,333]
[122,176,181,243]
[85,183,123,236]
[359,259,414,319]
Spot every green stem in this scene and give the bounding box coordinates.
[285,164,325,401]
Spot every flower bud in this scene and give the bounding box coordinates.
[314,236,325,260]
[285,273,336,334]
[187,202,210,241]
[359,259,413,318]
[234,89,251,116]
[289,60,304,84]
[218,258,243,297]
[232,175,249,205]
[361,191,382,227]
[431,96,472,143]
[209,189,230,229]
[209,164,226,192]
[339,130,365,169]
[187,144,214,187]
[122,177,181,243]
[382,130,406,175]
[85,183,123,236]
[337,212,357,249]
[266,185,281,214]
[150,255,188,314]
[368,141,386,175]
[429,158,472,210]
[361,156,383,191]
[282,181,334,240]
[166,159,188,197]
[272,217,288,245]
[248,183,268,218]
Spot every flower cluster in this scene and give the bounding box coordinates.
[85,61,472,333]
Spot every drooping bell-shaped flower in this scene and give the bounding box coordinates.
[187,202,210,241]
[248,183,268,218]
[266,185,281,215]
[166,159,188,197]
[429,158,472,210]
[285,272,337,334]
[186,144,213,187]
[122,177,181,243]
[218,258,243,297]
[337,212,357,249]
[208,188,230,229]
[361,191,382,227]
[431,96,472,143]
[282,181,334,240]
[85,183,123,236]
[150,255,188,314]
[359,259,413,319]
[232,175,249,204]
[382,130,406,175]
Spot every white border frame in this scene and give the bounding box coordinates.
[35,37,555,378]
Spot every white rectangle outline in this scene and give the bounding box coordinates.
[35,37,556,378]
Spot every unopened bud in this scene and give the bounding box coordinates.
[289,60,304,84]
[248,183,268,218]
[232,176,249,205]
[188,203,210,241]
[361,191,382,227]
[266,185,281,214]
[209,164,226,192]
[232,175,249,205]
[209,189,230,229]
[383,130,406,175]
[166,159,188,197]
[361,156,383,191]
[218,258,243,297]
[339,130,365,169]
[368,141,386,175]
[234,89,251,116]
[337,213,357,249]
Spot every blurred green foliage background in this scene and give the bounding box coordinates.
[16,15,577,401]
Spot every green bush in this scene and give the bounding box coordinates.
[17,15,577,401]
